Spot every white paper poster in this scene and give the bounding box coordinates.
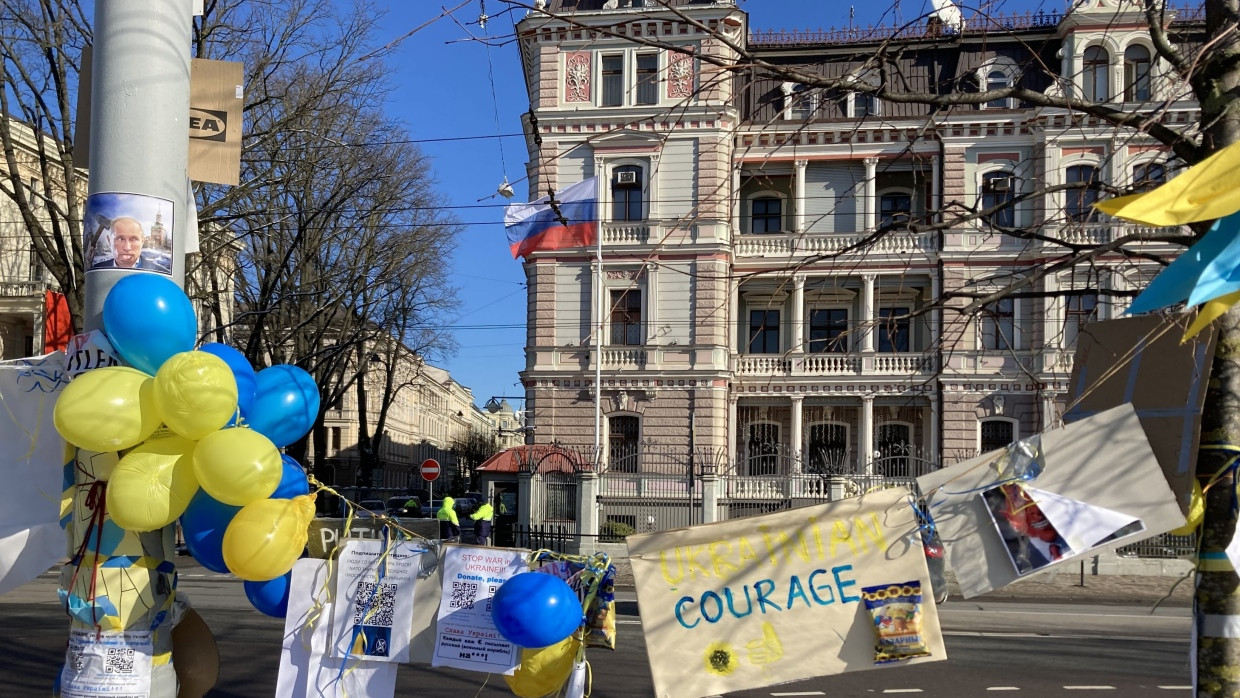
[331,538,420,663]
[431,545,527,674]
[0,353,69,597]
[275,558,399,698]
[60,629,153,698]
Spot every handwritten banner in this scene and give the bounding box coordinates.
[627,487,945,698]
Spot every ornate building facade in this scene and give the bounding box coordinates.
[510,0,1194,538]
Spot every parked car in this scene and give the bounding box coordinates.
[420,497,476,519]
[354,499,386,519]
[385,495,425,518]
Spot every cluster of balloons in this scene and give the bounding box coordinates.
[491,573,583,649]
[52,275,322,618]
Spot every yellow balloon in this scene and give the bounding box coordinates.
[154,351,238,440]
[222,495,315,581]
[106,435,199,531]
[54,366,161,452]
[504,636,582,698]
[193,427,282,506]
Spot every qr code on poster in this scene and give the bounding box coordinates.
[353,581,398,627]
[450,580,478,610]
[105,647,135,674]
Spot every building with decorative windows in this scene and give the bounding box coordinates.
[507,0,1195,546]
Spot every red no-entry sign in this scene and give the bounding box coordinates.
[420,459,441,482]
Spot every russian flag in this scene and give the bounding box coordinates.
[504,177,599,258]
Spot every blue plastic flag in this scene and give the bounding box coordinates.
[1125,212,1240,315]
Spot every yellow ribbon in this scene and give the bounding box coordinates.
[1094,140,1240,225]
[1183,289,1240,342]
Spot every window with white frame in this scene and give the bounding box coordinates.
[747,309,781,354]
[600,51,660,108]
[979,418,1017,454]
[984,69,1013,109]
[1064,292,1099,348]
[611,165,644,221]
[851,91,880,118]
[1083,46,1110,102]
[981,170,1016,227]
[808,308,849,353]
[980,297,1015,350]
[750,196,783,234]
[1123,44,1152,102]
[879,190,913,228]
[785,83,817,120]
[747,422,781,476]
[1132,161,1166,192]
[1064,164,1101,223]
[635,53,658,105]
[609,289,643,345]
[608,415,640,473]
[877,307,911,353]
[807,422,849,474]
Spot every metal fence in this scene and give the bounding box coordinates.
[1115,532,1196,559]
[513,524,600,554]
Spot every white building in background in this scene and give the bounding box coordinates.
[501,0,1194,546]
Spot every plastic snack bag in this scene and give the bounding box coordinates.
[862,580,931,664]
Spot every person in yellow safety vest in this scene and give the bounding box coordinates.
[470,501,495,546]
[437,497,460,540]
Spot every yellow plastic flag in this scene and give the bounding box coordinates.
[1183,289,1240,342]
[1095,140,1240,226]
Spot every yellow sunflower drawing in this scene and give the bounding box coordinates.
[703,641,739,676]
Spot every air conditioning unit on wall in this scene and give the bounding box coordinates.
[615,170,637,184]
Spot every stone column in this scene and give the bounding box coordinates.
[575,470,600,556]
[727,396,739,473]
[645,263,659,345]
[864,156,879,230]
[861,273,877,353]
[730,277,741,353]
[860,395,875,475]
[1042,390,1061,431]
[700,470,721,524]
[929,154,941,224]
[792,274,806,354]
[790,395,804,475]
[794,159,808,234]
[928,391,940,467]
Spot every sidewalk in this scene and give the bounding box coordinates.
[608,559,1194,607]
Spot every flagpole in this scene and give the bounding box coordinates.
[594,175,603,469]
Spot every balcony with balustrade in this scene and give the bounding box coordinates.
[733,350,937,378]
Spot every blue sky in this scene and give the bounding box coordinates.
[382,0,1051,407]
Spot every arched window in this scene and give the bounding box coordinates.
[807,423,849,474]
[875,422,913,477]
[746,422,781,476]
[611,165,643,221]
[1123,45,1151,102]
[1065,165,1101,222]
[981,171,1016,227]
[608,415,640,473]
[980,297,1015,350]
[985,70,1012,109]
[879,190,913,228]
[1133,161,1166,192]
[1083,46,1110,101]
[980,418,1017,454]
[751,196,783,234]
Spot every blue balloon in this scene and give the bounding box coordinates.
[491,573,582,648]
[199,343,258,418]
[246,365,321,448]
[244,572,292,618]
[102,274,197,375]
[272,455,311,499]
[180,489,241,574]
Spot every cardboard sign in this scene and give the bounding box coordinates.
[306,517,438,558]
[627,487,945,698]
[1066,314,1216,514]
[76,52,244,186]
[918,404,1185,598]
